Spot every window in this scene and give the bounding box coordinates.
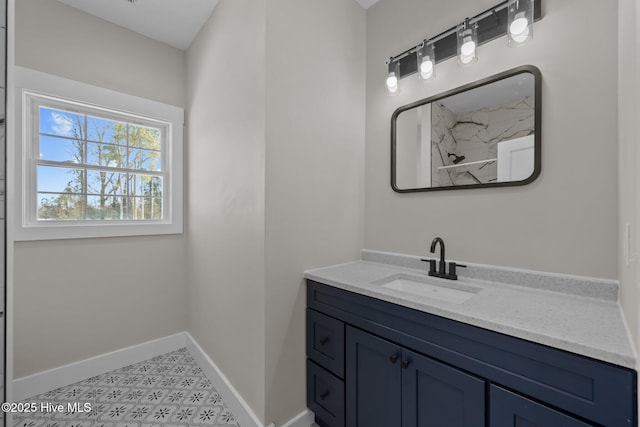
[15,67,184,240]
[33,96,166,221]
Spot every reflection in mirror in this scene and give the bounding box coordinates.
[392,66,541,192]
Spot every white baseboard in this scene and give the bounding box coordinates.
[185,332,264,427]
[185,333,314,427]
[13,332,188,401]
[13,331,314,427]
[281,409,315,427]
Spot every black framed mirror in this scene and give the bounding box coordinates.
[391,65,541,193]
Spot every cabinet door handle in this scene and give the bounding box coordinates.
[319,391,330,401]
[319,336,330,346]
[389,353,399,364]
[402,359,411,369]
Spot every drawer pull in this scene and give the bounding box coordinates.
[319,336,330,346]
[319,391,330,401]
[402,359,411,369]
[389,353,399,364]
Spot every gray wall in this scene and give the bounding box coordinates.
[264,0,365,423]
[13,0,188,379]
[618,0,640,354]
[186,0,365,423]
[186,0,267,420]
[395,107,421,189]
[14,2,365,424]
[365,0,619,279]
[16,0,185,107]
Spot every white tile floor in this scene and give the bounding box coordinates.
[13,348,239,427]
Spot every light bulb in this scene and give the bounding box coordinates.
[457,21,478,66]
[420,58,434,79]
[507,0,533,47]
[386,72,398,94]
[417,42,436,81]
[509,12,529,37]
[511,26,530,43]
[461,37,476,57]
[460,54,474,65]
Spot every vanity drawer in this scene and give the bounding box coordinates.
[490,385,596,427]
[307,360,345,427]
[307,308,345,377]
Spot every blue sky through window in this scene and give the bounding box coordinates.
[38,107,163,197]
[39,107,83,193]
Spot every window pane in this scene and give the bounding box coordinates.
[28,91,175,230]
[87,142,126,168]
[87,170,126,197]
[112,197,140,220]
[87,116,126,145]
[124,197,137,220]
[40,107,85,138]
[127,148,161,171]
[39,135,83,163]
[127,174,163,198]
[37,193,84,220]
[146,198,163,220]
[37,165,84,193]
[128,124,161,150]
[126,197,162,220]
[87,195,123,220]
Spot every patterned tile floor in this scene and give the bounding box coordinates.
[14,348,240,427]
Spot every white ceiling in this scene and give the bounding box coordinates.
[57,0,378,51]
[57,0,219,50]
[440,73,535,116]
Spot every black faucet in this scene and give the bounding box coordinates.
[421,237,466,280]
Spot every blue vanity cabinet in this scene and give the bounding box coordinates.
[306,280,636,427]
[307,359,345,427]
[307,309,345,377]
[345,326,403,427]
[490,386,595,427]
[346,326,485,427]
[402,347,485,426]
[306,308,346,427]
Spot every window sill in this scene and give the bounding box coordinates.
[14,221,183,241]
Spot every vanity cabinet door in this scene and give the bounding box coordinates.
[490,386,596,427]
[346,326,486,427]
[346,326,402,427]
[402,349,486,427]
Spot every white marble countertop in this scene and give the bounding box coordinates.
[304,250,636,369]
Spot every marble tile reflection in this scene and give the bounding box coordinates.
[431,97,534,187]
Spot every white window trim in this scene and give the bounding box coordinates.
[14,66,184,240]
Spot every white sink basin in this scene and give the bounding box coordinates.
[373,273,481,304]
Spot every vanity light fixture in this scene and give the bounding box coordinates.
[384,0,541,94]
[417,41,436,80]
[386,59,400,95]
[457,19,478,65]
[508,0,533,46]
